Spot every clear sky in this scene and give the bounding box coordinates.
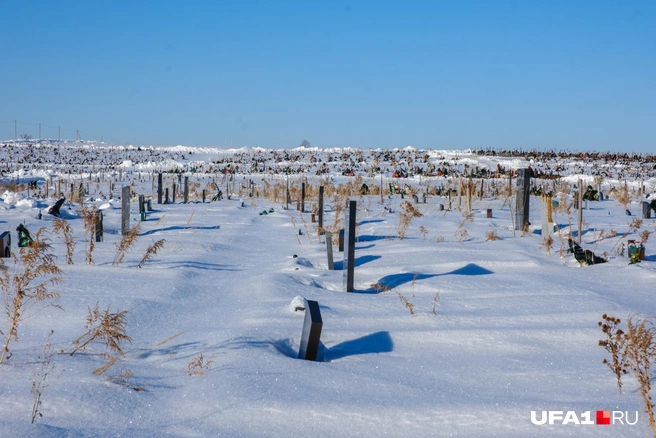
[1,1,654,153]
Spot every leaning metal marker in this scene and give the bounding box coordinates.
[298,300,323,361]
[343,200,357,292]
[121,186,130,235]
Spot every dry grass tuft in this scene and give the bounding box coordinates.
[0,229,63,364]
[188,353,213,376]
[30,330,60,423]
[108,368,144,391]
[485,230,499,241]
[431,291,440,315]
[599,313,656,436]
[540,235,554,255]
[113,223,141,266]
[138,239,165,268]
[68,302,132,357]
[397,201,422,240]
[52,218,75,264]
[394,289,414,316]
[609,183,632,210]
[79,206,98,264]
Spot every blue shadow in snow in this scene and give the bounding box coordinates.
[358,219,385,226]
[323,331,393,362]
[355,244,375,250]
[140,225,221,236]
[356,235,398,242]
[334,255,382,270]
[360,263,494,293]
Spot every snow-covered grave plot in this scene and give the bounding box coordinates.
[1,140,656,437]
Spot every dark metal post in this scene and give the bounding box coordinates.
[343,200,357,292]
[184,176,189,204]
[157,173,163,204]
[301,182,305,213]
[318,186,324,233]
[298,300,323,361]
[95,211,104,242]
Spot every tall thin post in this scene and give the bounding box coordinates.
[514,169,531,231]
[578,178,583,244]
[184,176,189,204]
[343,200,357,292]
[318,186,324,233]
[301,182,306,213]
[157,173,163,204]
[325,231,334,270]
[121,186,130,235]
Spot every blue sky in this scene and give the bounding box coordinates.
[1,1,654,153]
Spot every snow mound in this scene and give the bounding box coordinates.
[289,296,308,313]
[2,190,34,208]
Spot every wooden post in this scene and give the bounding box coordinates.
[121,186,130,235]
[514,169,530,231]
[325,231,334,270]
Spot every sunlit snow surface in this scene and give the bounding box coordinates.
[1,140,656,437]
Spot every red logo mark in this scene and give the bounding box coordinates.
[597,411,611,425]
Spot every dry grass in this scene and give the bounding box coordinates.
[52,218,75,264]
[395,289,415,316]
[485,230,499,241]
[397,201,423,240]
[609,183,632,210]
[138,239,165,268]
[454,211,475,243]
[30,330,59,423]
[599,313,656,436]
[68,302,132,358]
[188,353,213,376]
[540,235,554,255]
[0,229,63,364]
[419,226,428,241]
[108,368,144,391]
[78,206,98,264]
[642,230,651,242]
[431,291,440,315]
[113,223,141,266]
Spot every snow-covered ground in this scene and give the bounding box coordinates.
[1,142,656,437]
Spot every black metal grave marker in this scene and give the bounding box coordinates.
[343,200,357,292]
[298,300,323,361]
